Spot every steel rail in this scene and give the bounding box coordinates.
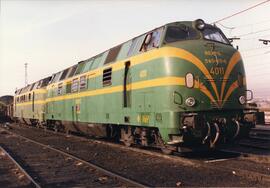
[2,129,147,188]
[0,145,42,188]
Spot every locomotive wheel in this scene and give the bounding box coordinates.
[53,121,64,133]
[53,126,58,132]
[121,126,134,147]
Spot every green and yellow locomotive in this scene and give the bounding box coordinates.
[14,19,255,153]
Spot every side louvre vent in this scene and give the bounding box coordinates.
[103,67,112,86]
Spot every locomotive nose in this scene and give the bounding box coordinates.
[199,42,244,109]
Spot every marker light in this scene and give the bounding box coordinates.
[185,73,194,88]
[185,97,196,107]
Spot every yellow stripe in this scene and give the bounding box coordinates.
[46,47,219,102]
[18,47,235,105]
[223,80,238,104]
[16,47,244,109]
[222,76,246,106]
[164,48,220,101]
[46,76,185,102]
[16,76,220,106]
[198,82,216,104]
[220,51,241,100]
[132,77,185,90]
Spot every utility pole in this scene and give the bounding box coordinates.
[24,63,28,86]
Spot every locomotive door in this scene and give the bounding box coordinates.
[32,92,34,112]
[71,105,77,122]
[123,61,132,124]
[75,99,80,122]
[123,61,131,108]
[71,100,80,123]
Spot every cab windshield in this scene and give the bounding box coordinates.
[165,25,198,43]
[202,27,229,44]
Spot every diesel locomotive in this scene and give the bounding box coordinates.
[13,19,256,154]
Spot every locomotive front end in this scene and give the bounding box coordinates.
[162,19,256,148]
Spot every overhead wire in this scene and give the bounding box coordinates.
[240,34,270,41]
[247,74,270,78]
[216,23,235,30]
[235,28,270,37]
[213,0,270,46]
[217,19,270,31]
[246,67,270,73]
[242,52,270,58]
[240,46,270,52]
[245,61,270,67]
[213,0,270,24]
[211,2,270,95]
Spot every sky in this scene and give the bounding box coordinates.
[0,0,270,98]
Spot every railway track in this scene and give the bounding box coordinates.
[0,145,41,188]
[238,125,270,150]
[0,128,146,187]
[250,126,270,138]
[1,123,270,187]
[239,138,270,150]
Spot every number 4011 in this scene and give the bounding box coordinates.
[210,67,224,75]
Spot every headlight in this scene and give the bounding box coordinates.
[185,73,194,88]
[239,96,246,104]
[185,97,196,107]
[195,19,205,30]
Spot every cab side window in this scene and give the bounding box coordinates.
[71,78,79,93]
[57,83,63,95]
[140,28,163,52]
[80,75,87,90]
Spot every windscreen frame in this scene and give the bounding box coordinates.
[201,24,231,45]
[164,24,199,43]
